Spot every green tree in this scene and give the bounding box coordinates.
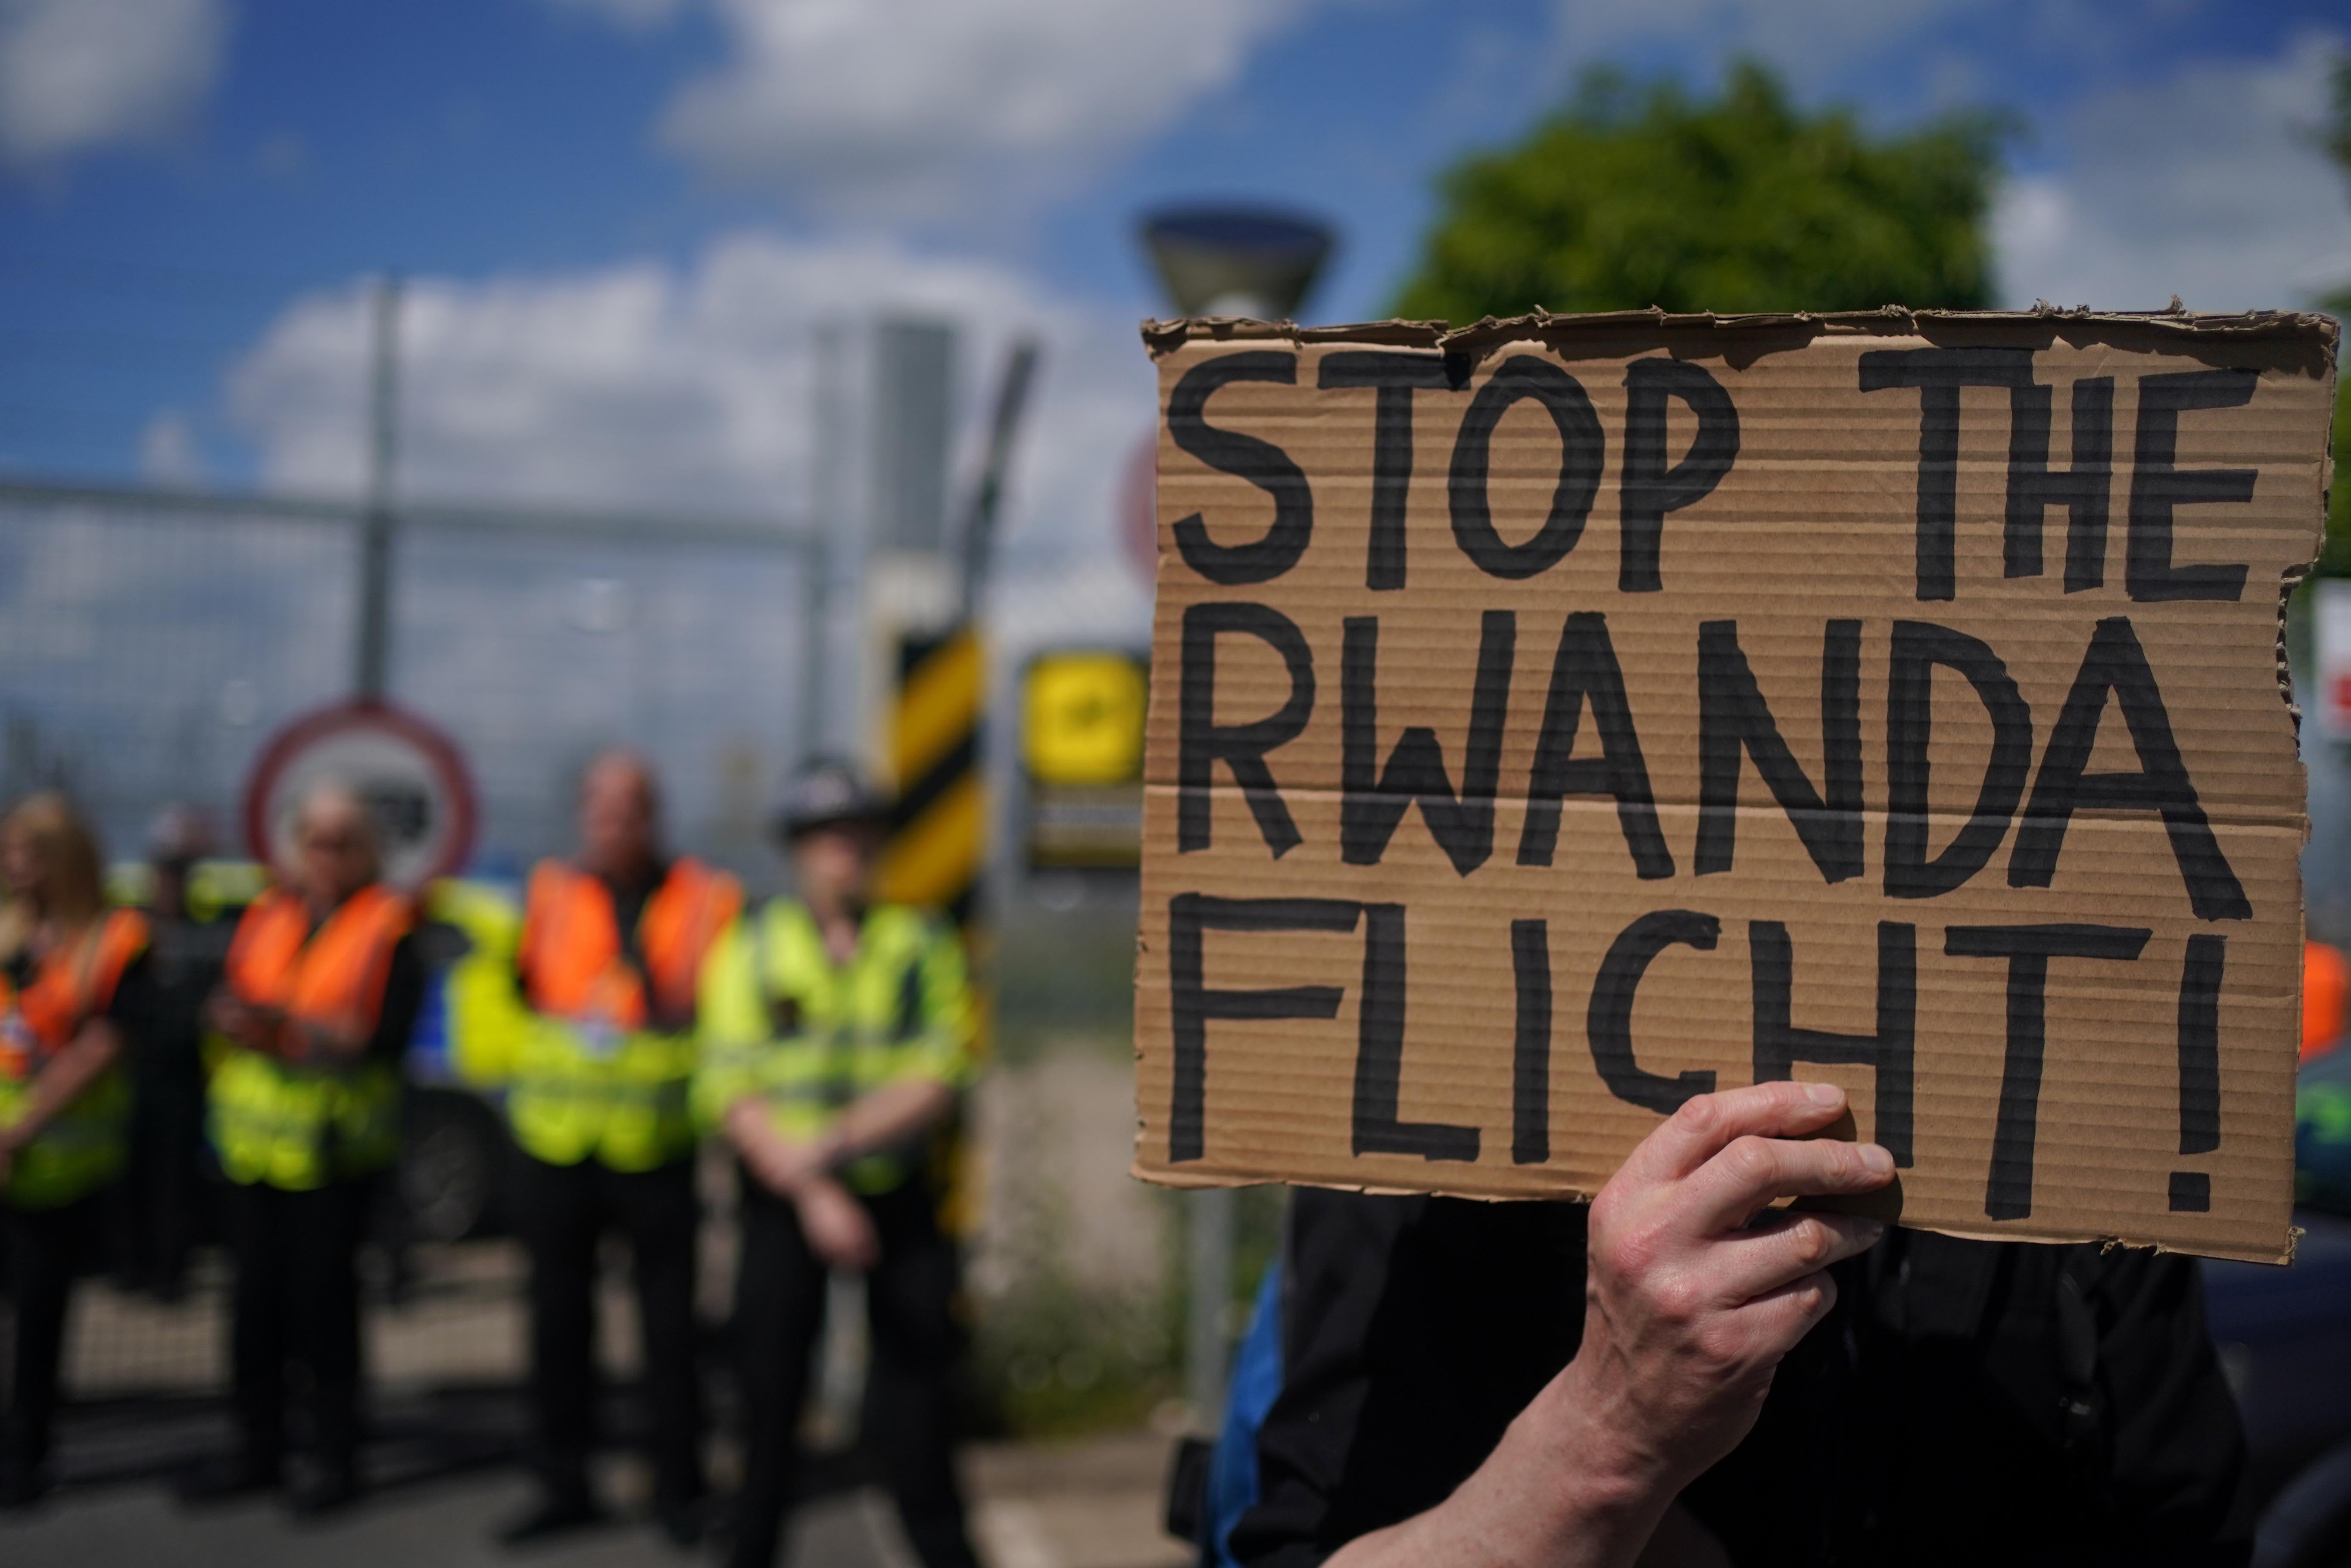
[1392,62,2005,322]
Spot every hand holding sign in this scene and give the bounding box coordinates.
[1325,1080,1891,1568]
[1571,1080,1891,1492]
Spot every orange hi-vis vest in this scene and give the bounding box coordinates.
[521,859,738,1033]
[227,884,412,1039]
[0,908,147,1209]
[508,858,739,1170]
[2307,940,2350,1060]
[0,908,147,1072]
[208,884,413,1190]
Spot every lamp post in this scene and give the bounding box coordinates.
[1138,204,1335,1431]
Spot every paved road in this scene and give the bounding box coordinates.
[0,1416,1188,1568]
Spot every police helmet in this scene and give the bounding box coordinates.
[773,761,890,842]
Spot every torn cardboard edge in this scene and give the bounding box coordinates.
[1123,1161,2300,1267]
[1141,305,2345,359]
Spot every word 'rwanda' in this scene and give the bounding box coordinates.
[1181,609,2245,921]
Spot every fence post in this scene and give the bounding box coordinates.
[355,274,402,701]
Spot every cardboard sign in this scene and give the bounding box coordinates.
[1131,309,2339,1263]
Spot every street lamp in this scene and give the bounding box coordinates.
[1141,205,1335,321]
[1138,203,1335,1434]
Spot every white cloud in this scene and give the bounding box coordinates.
[0,0,228,168]
[652,0,1316,217]
[224,233,1157,615]
[1993,31,2351,312]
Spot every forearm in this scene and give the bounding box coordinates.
[1325,1359,1678,1568]
[828,1079,953,1161]
[4,1024,119,1145]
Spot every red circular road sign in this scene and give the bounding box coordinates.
[242,700,477,889]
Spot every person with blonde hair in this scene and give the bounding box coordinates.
[0,792,150,1508]
[179,781,422,1517]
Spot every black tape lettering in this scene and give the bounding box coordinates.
[1884,621,2034,899]
[1857,348,2036,600]
[2177,933,2223,1158]
[1587,911,1721,1115]
[1178,602,1316,858]
[1342,611,1514,876]
[1516,612,1673,878]
[1618,358,1740,593]
[1512,919,1553,1165]
[1945,923,2151,1220]
[2128,369,2255,603]
[2009,616,2249,920]
[1751,921,1918,1165]
[1319,350,1451,590]
[1449,356,1604,580]
[1353,903,1481,1161]
[1167,352,1314,585]
[2005,377,2114,590]
[1696,619,1864,883]
[1168,894,1359,1163]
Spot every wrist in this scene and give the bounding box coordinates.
[1525,1356,1681,1530]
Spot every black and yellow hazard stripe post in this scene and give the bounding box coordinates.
[877,621,991,1236]
[875,622,985,927]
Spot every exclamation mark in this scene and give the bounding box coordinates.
[2170,934,2224,1213]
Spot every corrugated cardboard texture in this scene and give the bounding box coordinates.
[1132,309,2339,1264]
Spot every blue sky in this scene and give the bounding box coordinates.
[2,0,2348,588]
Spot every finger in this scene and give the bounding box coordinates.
[1724,1268,1842,1359]
[1707,1212,1885,1304]
[1681,1133,1894,1235]
[1630,1081,1856,1185]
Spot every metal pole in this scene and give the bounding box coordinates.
[956,337,1041,621]
[802,320,844,762]
[355,274,402,700]
[1185,1187,1237,1428]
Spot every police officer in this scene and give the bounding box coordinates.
[0,793,148,1508]
[181,782,421,1516]
[498,751,739,1548]
[697,763,980,1568]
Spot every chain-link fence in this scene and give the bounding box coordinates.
[0,479,818,884]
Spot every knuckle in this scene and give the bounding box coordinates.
[1589,1188,1625,1232]
[1723,1136,1778,1188]
[1690,1318,1747,1373]
[1787,1217,1833,1269]
[1649,1274,1704,1327]
[1600,1219,1665,1282]
[1674,1093,1723,1142]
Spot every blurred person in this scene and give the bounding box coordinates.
[0,794,148,1508]
[2305,938,2347,1060]
[495,751,739,1549]
[179,783,420,1517]
[696,762,980,1568]
[111,805,233,1300]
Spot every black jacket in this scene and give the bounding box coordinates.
[1233,1190,2249,1568]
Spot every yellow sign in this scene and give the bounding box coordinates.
[1023,652,1147,786]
